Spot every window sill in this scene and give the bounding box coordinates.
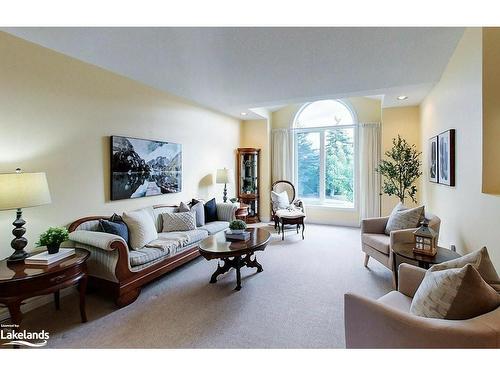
[301,201,356,212]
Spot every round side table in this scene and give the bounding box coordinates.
[391,243,460,287]
[0,248,90,327]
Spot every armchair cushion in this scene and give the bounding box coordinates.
[361,233,390,255]
[430,247,500,286]
[385,205,424,235]
[378,291,412,312]
[271,190,290,211]
[410,264,500,320]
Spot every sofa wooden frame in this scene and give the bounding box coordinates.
[68,204,201,307]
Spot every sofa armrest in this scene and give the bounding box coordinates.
[390,228,416,248]
[69,230,128,251]
[361,216,389,234]
[398,264,426,298]
[216,202,237,222]
[344,293,498,348]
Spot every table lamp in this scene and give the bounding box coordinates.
[0,168,52,263]
[216,168,233,203]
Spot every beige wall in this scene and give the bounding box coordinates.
[482,27,500,194]
[269,97,381,226]
[240,119,271,221]
[0,32,241,258]
[380,106,421,215]
[421,28,500,268]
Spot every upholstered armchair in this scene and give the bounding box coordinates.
[360,212,440,285]
[270,180,304,228]
[344,263,500,348]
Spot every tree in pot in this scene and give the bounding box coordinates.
[377,135,422,204]
[37,227,69,254]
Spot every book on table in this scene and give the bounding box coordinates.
[24,248,76,265]
[225,231,250,241]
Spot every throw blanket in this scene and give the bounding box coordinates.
[145,233,190,255]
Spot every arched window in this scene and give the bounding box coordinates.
[295,99,356,128]
[293,100,357,207]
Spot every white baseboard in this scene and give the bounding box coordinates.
[0,287,77,323]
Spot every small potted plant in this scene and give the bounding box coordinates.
[229,219,247,234]
[37,227,69,254]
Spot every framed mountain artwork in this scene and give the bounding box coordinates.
[429,136,438,183]
[110,136,182,200]
[437,129,455,186]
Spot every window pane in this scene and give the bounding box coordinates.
[296,100,355,128]
[296,132,320,199]
[325,128,354,207]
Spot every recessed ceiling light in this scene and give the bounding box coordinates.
[240,112,248,116]
[397,95,408,100]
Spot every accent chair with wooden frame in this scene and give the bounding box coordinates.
[271,180,306,239]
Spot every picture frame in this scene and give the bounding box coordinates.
[110,135,182,200]
[429,136,438,183]
[437,129,455,186]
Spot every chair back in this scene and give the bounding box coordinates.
[272,180,296,205]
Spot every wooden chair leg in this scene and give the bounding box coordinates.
[364,254,370,267]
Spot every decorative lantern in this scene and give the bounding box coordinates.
[413,220,437,256]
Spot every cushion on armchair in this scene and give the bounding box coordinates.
[271,190,290,211]
[385,205,424,235]
[429,247,500,287]
[410,264,500,320]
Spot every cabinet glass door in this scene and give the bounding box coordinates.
[240,153,258,195]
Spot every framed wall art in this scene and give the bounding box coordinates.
[110,136,182,200]
[429,136,438,183]
[437,129,455,186]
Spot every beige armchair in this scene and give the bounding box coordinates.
[345,264,500,348]
[360,212,441,285]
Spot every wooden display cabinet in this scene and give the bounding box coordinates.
[236,148,260,223]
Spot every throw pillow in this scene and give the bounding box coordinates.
[161,212,197,232]
[122,208,158,250]
[271,190,290,211]
[98,216,129,243]
[429,247,500,286]
[178,201,190,212]
[410,264,500,320]
[180,200,205,226]
[204,198,218,223]
[385,205,424,235]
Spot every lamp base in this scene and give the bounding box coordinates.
[7,208,29,264]
[7,249,29,264]
[223,184,228,203]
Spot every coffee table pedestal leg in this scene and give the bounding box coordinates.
[210,259,233,284]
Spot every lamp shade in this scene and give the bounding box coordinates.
[216,168,233,184]
[0,171,52,211]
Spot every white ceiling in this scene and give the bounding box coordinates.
[3,27,464,119]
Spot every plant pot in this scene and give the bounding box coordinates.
[47,244,60,254]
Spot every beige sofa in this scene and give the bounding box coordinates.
[68,203,237,307]
[361,212,441,284]
[345,263,500,348]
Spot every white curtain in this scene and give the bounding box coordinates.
[359,122,381,219]
[272,129,293,182]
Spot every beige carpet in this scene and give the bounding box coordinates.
[14,224,392,348]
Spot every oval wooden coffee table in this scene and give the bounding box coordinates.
[198,228,271,291]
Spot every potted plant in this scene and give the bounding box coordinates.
[37,227,69,254]
[229,219,247,234]
[377,135,422,204]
